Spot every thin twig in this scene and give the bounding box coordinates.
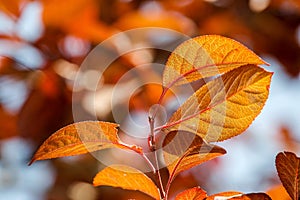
[165,150,191,199]
[148,116,166,199]
[154,149,166,198]
[140,153,156,174]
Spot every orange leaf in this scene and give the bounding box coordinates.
[163,131,226,180]
[29,121,142,165]
[276,151,300,200]
[41,0,112,42]
[163,65,272,142]
[130,83,174,111]
[175,187,207,200]
[0,0,22,17]
[163,35,267,87]
[93,164,160,200]
[42,0,91,28]
[267,184,291,200]
[114,9,195,34]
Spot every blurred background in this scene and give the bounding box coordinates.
[0,0,299,199]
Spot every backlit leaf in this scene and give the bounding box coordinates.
[163,35,267,87]
[163,131,226,180]
[276,151,300,200]
[29,121,142,165]
[93,164,160,200]
[175,187,207,200]
[266,184,291,200]
[163,65,272,142]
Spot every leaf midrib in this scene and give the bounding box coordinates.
[165,71,270,130]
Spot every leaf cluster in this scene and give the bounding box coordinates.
[30,35,274,199]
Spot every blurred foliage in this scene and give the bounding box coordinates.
[0,0,299,199]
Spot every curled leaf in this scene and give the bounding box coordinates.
[276,151,300,200]
[163,35,267,87]
[29,121,142,165]
[163,131,226,181]
[175,187,207,200]
[93,164,160,200]
[163,65,272,142]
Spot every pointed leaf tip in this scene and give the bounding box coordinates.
[163,131,226,181]
[29,121,143,165]
[29,121,119,164]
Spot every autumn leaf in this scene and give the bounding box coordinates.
[114,9,195,35]
[42,0,91,28]
[266,184,291,200]
[129,83,174,111]
[29,121,142,165]
[162,35,267,87]
[163,131,226,180]
[0,105,17,139]
[229,193,272,200]
[205,191,242,199]
[42,0,112,42]
[206,191,270,199]
[93,164,160,200]
[276,151,300,200]
[163,65,272,142]
[0,0,22,17]
[174,187,207,200]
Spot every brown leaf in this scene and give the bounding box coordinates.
[163,131,226,180]
[163,65,272,142]
[175,187,207,200]
[206,191,242,199]
[230,193,272,200]
[270,0,300,14]
[29,121,142,165]
[18,68,72,145]
[93,164,160,200]
[163,35,267,87]
[276,151,300,200]
[0,105,17,139]
[206,192,271,200]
